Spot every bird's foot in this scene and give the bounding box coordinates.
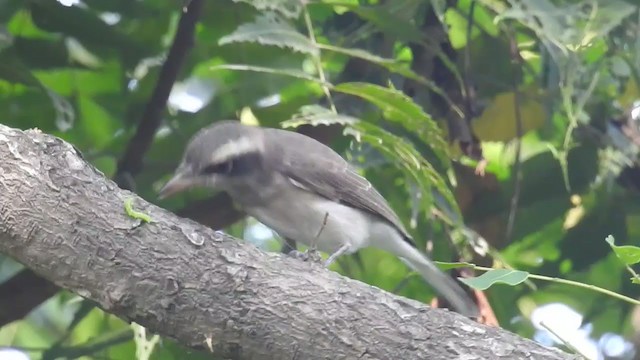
[287,248,323,264]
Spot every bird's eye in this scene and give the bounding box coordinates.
[200,160,233,175]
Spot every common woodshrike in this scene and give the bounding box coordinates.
[159,120,478,317]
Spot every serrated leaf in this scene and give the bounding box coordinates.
[209,64,324,84]
[336,4,423,42]
[320,45,393,65]
[334,82,450,167]
[233,0,302,19]
[459,269,529,290]
[605,235,640,265]
[346,122,458,220]
[319,44,445,92]
[219,13,318,56]
[281,105,358,128]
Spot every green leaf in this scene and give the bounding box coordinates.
[42,300,97,359]
[209,64,324,85]
[335,4,423,42]
[318,43,454,102]
[459,269,529,290]
[334,82,450,167]
[281,105,358,128]
[13,37,70,69]
[77,96,119,149]
[219,13,318,56]
[319,44,396,65]
[445,8,480,49]
[29,1,151,67]
[33,62,123,97]
[605,235,640,265]
[132,322,160,360]
[0,49,76,132]
[232,0,302,19]
[91,156,117,178]
[0,47,45,87]
[459,0,499,37]
[346,122,458,221]
[445,0,499,49]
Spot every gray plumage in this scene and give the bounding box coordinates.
[160,120,478,317]
[263,127,415,244]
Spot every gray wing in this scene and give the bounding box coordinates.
[264,128,414,245]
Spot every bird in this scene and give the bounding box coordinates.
[159,120,478,317]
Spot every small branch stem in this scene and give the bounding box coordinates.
[303,6,337,113]
[473,266,640,306]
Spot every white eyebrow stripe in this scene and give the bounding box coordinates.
[211,136,259,163]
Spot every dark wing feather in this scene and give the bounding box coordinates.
[264,128,414,245]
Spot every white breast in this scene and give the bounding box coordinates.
[244,184,372,254]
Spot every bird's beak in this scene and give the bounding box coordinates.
[158,172,193,199]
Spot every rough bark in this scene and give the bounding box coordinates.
[0,124,576,360]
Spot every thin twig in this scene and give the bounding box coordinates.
[303,5,337,113]
[538,321,590,359]
[392,273,420,294]
[115,0,204,189]
[504,25,525,245]
[462,0,476,113]
[0,269,59,327]
[473,266,640,306]
[462,1,487,175]
[40,329,133,359]
[314,212,330,241]
[624,263,640,284]
[210,64,330,86]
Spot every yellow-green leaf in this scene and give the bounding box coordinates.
[605,235,640,265]
[472,89,545,142]
[459,269,529,290]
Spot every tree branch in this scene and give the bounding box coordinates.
[0,125,576,360]
[0,1,205,325]
[115,0,204,187]
[0,268,59,325]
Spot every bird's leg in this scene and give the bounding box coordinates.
[324,244,350,268]
[284,237,308,261]
[285,238,322,263]
[287,248,322,263]
[286,213,329,264]
[281,237,297,254]
[304,212,329,263]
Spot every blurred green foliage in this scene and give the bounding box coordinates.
[1,0,640,358]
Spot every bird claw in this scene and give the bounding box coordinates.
[287,248,323,264]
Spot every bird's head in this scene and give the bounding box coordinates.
[159,121,266,199]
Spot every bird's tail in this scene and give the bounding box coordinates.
[384,238,479,317]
